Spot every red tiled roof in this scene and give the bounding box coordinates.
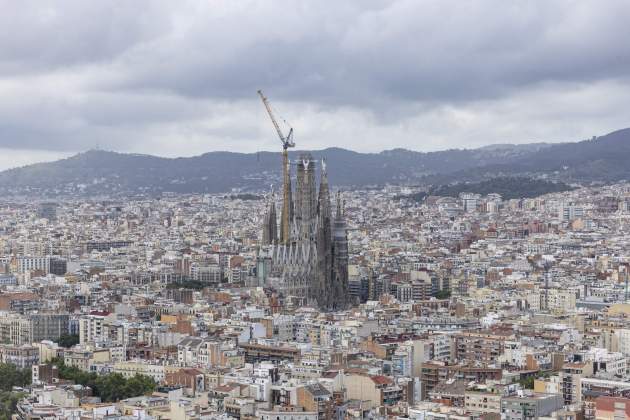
[370,375,393,385]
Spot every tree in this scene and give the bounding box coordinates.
[433,290,451,300]
[95,373,128,402]
[0,391,25,420]
[56,334,80,348]
[519,376,535,389]
[165,279,208,290]
[0,363,31,392]
[124,374,156,398]
[50,359,156,402]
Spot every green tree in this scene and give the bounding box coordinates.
[0,391,26,420]
[56,334,80,348]
[50,359,155,402]
[433,290,451,299]
[519,376,535,389]
[165,280,208,290]
[124,374,156,398]
[0,363,31,392]
[95,373,127,402]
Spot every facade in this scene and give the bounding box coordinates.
[501,393,563,419]
[559,201,584,222]
[260,154,349,310]
[464,391,501,414]
[561,362,593,406]
[296,383,333,420]
[453,332,509,364]
[0,344,39,368]
[85,240,133,253]
[0,313,69,345]
[113,361,167,383]
[16,256,66,275]
[37,202,58,221]
[17,256,50,274]
[31,363,59,385]
[595,396,630,419]
[258,408,318,420]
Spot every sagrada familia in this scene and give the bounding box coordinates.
[259,153,349,311]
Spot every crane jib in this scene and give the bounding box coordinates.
[257,89,295,149]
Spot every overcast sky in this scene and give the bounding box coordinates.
[1,0,629,170]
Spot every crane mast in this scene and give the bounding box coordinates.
[258,90,294,244]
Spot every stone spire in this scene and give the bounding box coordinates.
[295,153,317,239]
[315,159,333,308]
[331,191,349,310]
[262,187,277,245]
[318,159,331,223]
[279,156,292,244]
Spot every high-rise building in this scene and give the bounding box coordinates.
[559,201,584,222]
[460,193,480,213]
[37,202,57,221]
[17,256,67,275]
[260,154,349,310]
[0,313,69,345]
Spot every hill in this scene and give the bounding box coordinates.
[439,128,630,184]
[0,128,628,196]
[0,144,551,196]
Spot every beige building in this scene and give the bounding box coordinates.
[35,340,62,363]
[113,361,172,383]
[548,289,577,313]
[561,362,593,406]
[344,373,401,408]
[464,390,501,414]
[64,347,110,371]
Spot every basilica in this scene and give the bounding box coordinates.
[259,153,349,311]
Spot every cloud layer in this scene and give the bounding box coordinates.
[1,0,629,168]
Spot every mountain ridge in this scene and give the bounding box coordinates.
[0,128,628,196]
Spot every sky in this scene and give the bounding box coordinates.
[1,0,629,170]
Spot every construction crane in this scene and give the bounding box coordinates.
[257,90,294,150]
[258,90,294,244]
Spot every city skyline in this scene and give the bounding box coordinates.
[2,2,630,418]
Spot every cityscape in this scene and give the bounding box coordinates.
[2,2,630,420]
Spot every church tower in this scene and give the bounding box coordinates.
[259,150,349,311]
[315,159,333,308]
[262,191,277,245]
[280,157,292,244]
[295,153,317,239]
[331,192,349,309]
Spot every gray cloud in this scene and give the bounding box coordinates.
[0,0,629,168]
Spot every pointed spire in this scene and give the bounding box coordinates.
[262,184,277,245]
[318,158,331,220]
[280,151,292,244]
[336,190,342,219]
[320,158,329,189]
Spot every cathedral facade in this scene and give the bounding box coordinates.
[260,153,349,311]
